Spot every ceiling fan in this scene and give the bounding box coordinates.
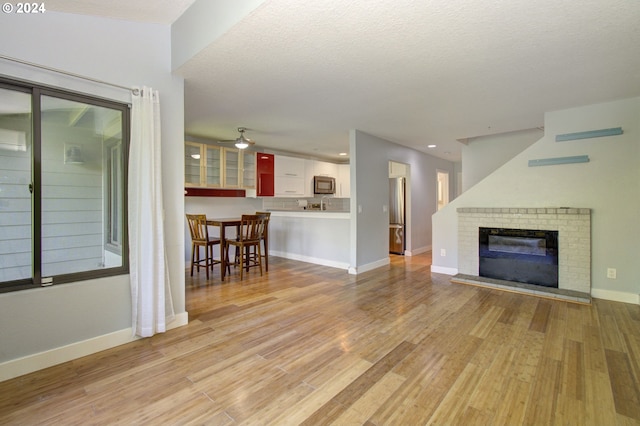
[219,127,256,149]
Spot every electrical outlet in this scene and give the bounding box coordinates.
[607,268,617,279]
[440,249,446,257]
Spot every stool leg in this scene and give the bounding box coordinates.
[204,244,210,280]
[190,243,195,276]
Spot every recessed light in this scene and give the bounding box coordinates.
[427,144,436,148]
[338,152,348,156]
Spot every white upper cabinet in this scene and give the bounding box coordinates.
[313,161,338,177]
[337,163,351,198]
[275,155,306,197]
[274,155,348,198]
[304,159,316,197]
[275,155,305,177]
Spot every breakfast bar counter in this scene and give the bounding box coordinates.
[267,210,350,270]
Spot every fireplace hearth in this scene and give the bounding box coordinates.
[479,227,558,288]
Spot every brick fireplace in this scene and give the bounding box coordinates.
[456,208,591,297]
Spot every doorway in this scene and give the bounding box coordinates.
[437,170,449,211]
[388,161,409,255]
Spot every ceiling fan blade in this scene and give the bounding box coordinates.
[218,127,256,145]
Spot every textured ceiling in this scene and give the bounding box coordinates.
[47,0,640,162]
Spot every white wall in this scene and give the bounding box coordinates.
[432,97,640,304]
[461,128,542,192]
[351,130,455,272]
[0,12,186,378]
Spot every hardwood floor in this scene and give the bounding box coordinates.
[1,253,639,425]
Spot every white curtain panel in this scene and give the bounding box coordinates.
[129,87,175,337]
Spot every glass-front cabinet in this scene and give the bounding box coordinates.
[185,141,256,191]
[185,142,203,186]
[204,145,222,186]
[223,147,239,187]
[242,151,256,189]
[185,142,222,187]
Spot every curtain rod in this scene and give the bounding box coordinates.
[0,54,135,93]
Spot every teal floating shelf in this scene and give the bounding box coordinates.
[528,155,590,167]
[556,127,623,142]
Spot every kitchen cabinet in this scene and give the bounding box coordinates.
[313,161,338,177]
[242,151,256,190]
[256,152,274,196]
[275,176,305,197]
[337,163,351,198]
[185,142,222,187]
[223,148,257,189]
[185,142,255,192]
[275,155,305,197]
[204,145,223,186]
[275,155,305,177]
[223,147,240,187]
[304,159,316,196]
[185,142,202,186]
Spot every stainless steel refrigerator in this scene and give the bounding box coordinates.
[389,177,405,254]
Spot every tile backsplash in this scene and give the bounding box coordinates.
[262,197,350,212]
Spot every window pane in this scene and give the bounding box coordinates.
[40,95,124,276]
[0,88,32,283]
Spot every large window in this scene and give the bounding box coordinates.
[0,79,129,292]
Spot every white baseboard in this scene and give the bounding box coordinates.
[430,265,458,276]
[0,312,189,382]
[269,251,350,271]
[348,257,390,275]
[406,245,431,256]
[591,288,640,305]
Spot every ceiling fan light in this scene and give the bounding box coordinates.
[235,140,249,149]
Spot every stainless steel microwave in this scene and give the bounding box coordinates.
[314,175,336,194]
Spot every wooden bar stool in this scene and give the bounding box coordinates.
[225,214,265,280]
[186,214,221,280]
[255,211,271,272]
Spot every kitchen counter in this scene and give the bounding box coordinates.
[267,210,350,269]
[268,209,350,219]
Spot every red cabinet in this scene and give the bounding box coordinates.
[256,153,274,197]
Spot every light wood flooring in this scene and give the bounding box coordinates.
[1,253,639,425]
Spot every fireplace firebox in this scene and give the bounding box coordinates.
[479,227,559,288]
